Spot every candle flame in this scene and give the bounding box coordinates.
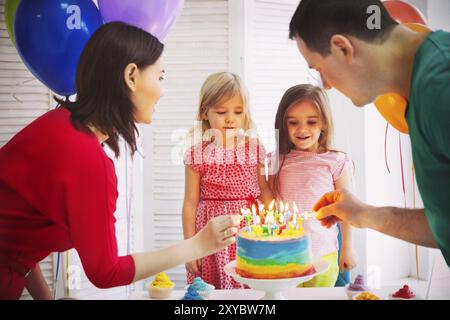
[240,208,246,215]
[251,204,257,215]
[269,199,275,211]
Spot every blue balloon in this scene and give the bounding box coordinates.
[14,0,103,96]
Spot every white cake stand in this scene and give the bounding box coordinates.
[224,260,329,300]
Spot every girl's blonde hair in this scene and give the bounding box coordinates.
[271,84,335,197]
[195,72,254,138]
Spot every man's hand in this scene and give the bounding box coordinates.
[313,189,371,228]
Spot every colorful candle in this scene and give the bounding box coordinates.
[262,225,269,236]
[270,224,277,236]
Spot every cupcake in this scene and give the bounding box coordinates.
[345,274,368,299]
[147,272,175,299]
[186,277,215,299]
[353,291,381,300]
[389,284,418,300]
[181,286,204,300]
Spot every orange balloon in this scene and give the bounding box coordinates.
[374,23,431,134]
[374,93,408,133]
[404,22,432,33]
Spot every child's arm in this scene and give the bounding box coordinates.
[258,163,274,209]
[335,168,358,272]
[183,164,200,240]
[182,164,202,275]
[25,263,53,300]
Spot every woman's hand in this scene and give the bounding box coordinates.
[339,247,358,272]
[192,215,242,257]
[185,259,202,275]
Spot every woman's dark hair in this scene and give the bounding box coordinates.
[55,22,164,157]
[289,0,398,56]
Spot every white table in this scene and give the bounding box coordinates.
[129,286,413,300]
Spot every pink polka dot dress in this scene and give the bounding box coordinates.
[184,140,265,289]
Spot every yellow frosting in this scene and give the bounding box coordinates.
[355,292,380,300]
[151,272,174,288]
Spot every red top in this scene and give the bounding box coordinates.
[0,107,135,291]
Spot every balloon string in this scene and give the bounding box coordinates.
[384,122,391,173]
[412,163,420,279]
[398,133,406,208]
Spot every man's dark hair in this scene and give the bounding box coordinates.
[289,0,398,56]
[56,22,164,157]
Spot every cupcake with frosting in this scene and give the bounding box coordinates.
[185,277,215,298]
[389,284,419,300]
[181,286,204,300]
[345,274,368,299]
[353,291,381,300]
[147,272,174,299]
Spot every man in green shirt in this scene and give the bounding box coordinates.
[289,0,450,266]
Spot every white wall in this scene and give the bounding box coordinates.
[364,106,414,283]
[327,90,367,279]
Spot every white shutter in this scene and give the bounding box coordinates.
[247,0,311,149]
[0,0,55,300]
[143,0,230,289]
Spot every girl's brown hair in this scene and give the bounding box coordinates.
[271,84,335,198]
[55,22,164,157]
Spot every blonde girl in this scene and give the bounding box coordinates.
[182,72,272,289]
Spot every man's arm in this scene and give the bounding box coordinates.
[313,189,438,248]
[362,206,437,248]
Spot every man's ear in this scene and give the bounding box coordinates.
[124,63,139,92]
[330,35,354,64]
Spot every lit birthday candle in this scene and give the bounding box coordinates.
[270,224,276,236]
[285,203,291,222]
[255,214,261,226]
[251,204,257,219]
[268,199,275,213]
[293,201,301,228]
[293,201,299,215]
[259,204,265,213]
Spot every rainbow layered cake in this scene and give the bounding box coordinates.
[236,201,316,279]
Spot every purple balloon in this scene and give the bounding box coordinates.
[98,0,184,41]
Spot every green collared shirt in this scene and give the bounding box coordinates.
[407,30,450,266]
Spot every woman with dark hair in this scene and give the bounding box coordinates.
[0,22,241,300]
